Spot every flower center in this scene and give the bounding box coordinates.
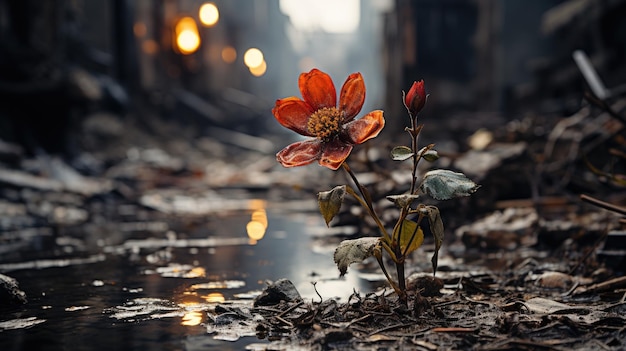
[307,107,342,141]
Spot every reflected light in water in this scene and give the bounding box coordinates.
[246,221,265,241]
[248,199,266,211]
[174,17,201,55]
[221,46,237,63]
[246,202,268,243]
[181,311,203,326]
[199,2,219,27]
[201,292,225,303]
[185,266,206,278]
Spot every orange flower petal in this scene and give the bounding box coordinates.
[319,139,353,170]
[343,110,385,144]
[276,139,321,167]
[272,97,315,136]
[299,69,336,110]
[339,72,365,122]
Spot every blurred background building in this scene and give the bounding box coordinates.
[0,0,625,157]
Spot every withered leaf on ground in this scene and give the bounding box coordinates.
[333,237,380,276]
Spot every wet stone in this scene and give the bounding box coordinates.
[253,279,302,307]
[213,312,246,325]
[0,273,27,305]
[214,305,253,322]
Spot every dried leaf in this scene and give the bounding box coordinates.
[420,169,479,200]
[333,237,380,276]
[386,194,420,208]
[317,185,346,227]
[420,206,444,275]
[398,219,424,255]
[390,146,413,161]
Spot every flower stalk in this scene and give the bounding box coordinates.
[273,70,477,309]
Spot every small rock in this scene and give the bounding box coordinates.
[253,279,301,306]
[535,271,574,290]
[213,312,245,325]
[0,273,27,305]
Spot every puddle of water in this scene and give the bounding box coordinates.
[0,201,367,350]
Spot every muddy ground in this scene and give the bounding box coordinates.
[1,95,625,350]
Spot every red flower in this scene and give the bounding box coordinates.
[404,80,426,116]
[273,69,385,170]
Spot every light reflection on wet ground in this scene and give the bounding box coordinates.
[0,200,366,350]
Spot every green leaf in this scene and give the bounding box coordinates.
[317,185,346,227]
[420,206,444,275]
[390,146,414,161]
[420,169,480,200]
[398,219,424,255]
[422,149,439,162]
[333,237,380,276]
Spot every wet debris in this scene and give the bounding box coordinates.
[455,207,538,251]
[254,279,302,307]
[0,273,27,305]
[0,317,46,331]
[107,297,181,321]
[597,230,626,272]
[534,271,575,290]
[454,142,527,181]
[0,157,112,196]
[203,270,626,350]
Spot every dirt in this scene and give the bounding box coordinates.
[207,236,626,350]
[1,94,625,350]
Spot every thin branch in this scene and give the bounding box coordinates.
[580,194,626,215]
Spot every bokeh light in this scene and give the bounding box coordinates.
[249,60,267,77]
[221,46,237,63]
[243,48,264,68]
[199,3,219,27]
[142,39,159,55]
[246,208,268,242]
[202,292,225,303]
[174,17,201,55]
[181,311,203,326]
[133,22,147,37]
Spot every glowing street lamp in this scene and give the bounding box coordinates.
[199,3,219,27]
[174,17,200,55]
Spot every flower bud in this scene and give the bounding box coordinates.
[404,80,426,116]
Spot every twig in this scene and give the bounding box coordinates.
[345,314,371,328]
[274,315,293,327]
[584,91,626,125]
[431,327,475,333]
[580,194,626,215]
[278,301,304,318]
[368,322,415,336]
[312,282,323,304]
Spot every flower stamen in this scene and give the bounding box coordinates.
[307,107,342,141]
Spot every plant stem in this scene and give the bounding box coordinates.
[409,124,423,195]
[342,162,391,241]
[395,254,407,306]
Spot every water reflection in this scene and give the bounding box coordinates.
[0,200,367,350]
[201,292,225,303]
[181,311,203,326]
[247,210,268,244]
